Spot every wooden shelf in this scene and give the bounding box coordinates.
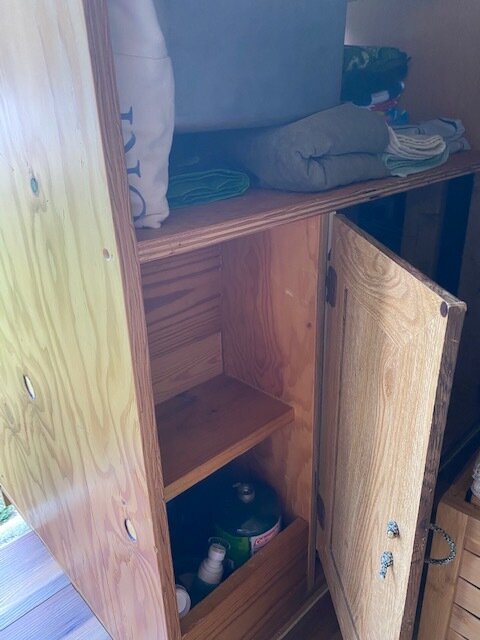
[137,151,480,263]
[181,517,309,640]
[156,375,294,501]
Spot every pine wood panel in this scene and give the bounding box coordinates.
[155,374,294,501]
[417,502,469,640]
[181,518,308,640]
[450,603,480,640]
[459,550,480,589]
[318,216,465,640]
[465,517,480,556]
[0,532,69,630]
[0,585,109,640]
[141,247,223,403]
[0,2,177,638]
[136,152,480,263]
[455,578,480,619]
[222,218,327,542]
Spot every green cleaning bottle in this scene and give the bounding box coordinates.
[214,481,281,570]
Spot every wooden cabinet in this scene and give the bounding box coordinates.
[0,2,479,639]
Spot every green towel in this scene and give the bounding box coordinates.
[383,149,449,177]
[167,169,250,208]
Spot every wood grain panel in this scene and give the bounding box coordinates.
[455,578,480,619]
[181,518,308,640]
[152,333,222,403]
[156,374,294,501]
[418,502,469,640]
[465,517,480,557]
[141,247,223,403]
[318,216,465,640]
[450,603,480,640]
[222,218,327,537]
[137,153,480,263]
[0,532,69,630]
[459,550,480,589]
[0,2,177,638]
[346,0,480,150]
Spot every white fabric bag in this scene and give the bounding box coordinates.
[108,0,174,228]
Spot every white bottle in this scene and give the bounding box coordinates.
[191,543,226,605]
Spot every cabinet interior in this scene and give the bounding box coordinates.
[140,216,327,634]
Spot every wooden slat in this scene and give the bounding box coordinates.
[0,532,69,630]
[152,333,223,403]
[141,247,223,402]
[418,502,469,640]
[465,517,480,556]
[460,550,480,589]
[455,578,480,619]
[0,2,178,638]
[136,152,480,263]
[450,603,480,640]
[156,375,295,501]
[0,585,110,640]
[181,518,308,640]
[222,217,327,585]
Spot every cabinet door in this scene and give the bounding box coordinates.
[317,215,465,640]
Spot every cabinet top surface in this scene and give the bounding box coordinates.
[137,151,480,263]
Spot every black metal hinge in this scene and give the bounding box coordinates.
[325,266,337,307]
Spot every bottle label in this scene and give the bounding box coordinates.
[250,518,281,555]
[215,517,282,569]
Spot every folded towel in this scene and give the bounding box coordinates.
[167,169,250,208]
[393,118,470,154]
[223,103,390,192]
[386,126,447,160]
[383,150,449,177]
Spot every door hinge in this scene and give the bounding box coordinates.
[325,266,337,307]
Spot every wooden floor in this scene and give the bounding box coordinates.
[0,529,341,640]
[282,593,342,640]
[0,532,109,640]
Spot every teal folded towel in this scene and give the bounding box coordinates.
[167,169,250,208]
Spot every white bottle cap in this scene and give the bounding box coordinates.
[208,543,226,563]
[176,585,191,619]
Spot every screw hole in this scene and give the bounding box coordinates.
[103,248,113,261]
[23,375,36,401]
[124,518,137,542]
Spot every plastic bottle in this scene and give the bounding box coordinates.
[214,481,282,570]
[190,543,226,605]
[175,584,191,619]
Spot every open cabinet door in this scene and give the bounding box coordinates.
[317,215,465,640]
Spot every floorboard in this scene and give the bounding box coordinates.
[0,532,109,640]
[283,593,342,640]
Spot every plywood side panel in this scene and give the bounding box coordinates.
[0,2,177,638]
[222,217,327,531]
[141,247,223,403]
[346,0,480,148]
